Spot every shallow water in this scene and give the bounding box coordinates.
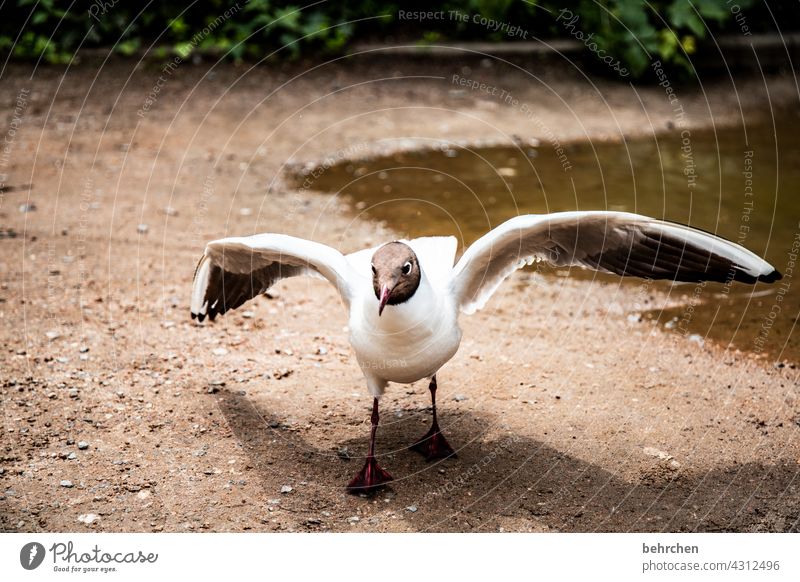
[298,112,800,363]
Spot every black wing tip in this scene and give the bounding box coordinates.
[759,269,782,283]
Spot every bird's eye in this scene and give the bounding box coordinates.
[402,261,412,275]
[371,264,377,275]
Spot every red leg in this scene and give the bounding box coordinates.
[347,397,393,492]
[411,376,456,460]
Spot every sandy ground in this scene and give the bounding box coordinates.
[1,56,799,532]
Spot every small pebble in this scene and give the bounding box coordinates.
[60,480,73,488]
[67,452,77,460]
[77,513,98,524]
[137,224,149,234]
[643,446,672,461]
[273,368,293,380]
[77,441,89,450]
[212,347,228,356]
[453,394,467,402]
[19,203,37,213]
[280,485,293,494]
[347,516,360,524]
[68,388,79,398]
[405,505,418,513]
[688,334,705,346]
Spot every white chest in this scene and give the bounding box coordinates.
[348,281,462,384]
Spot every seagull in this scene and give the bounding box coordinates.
[190,211,781,491]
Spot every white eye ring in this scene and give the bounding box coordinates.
[402,261,412,275]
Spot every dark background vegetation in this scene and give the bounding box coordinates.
[1,0,797,78]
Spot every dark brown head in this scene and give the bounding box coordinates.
[371,242,421,316]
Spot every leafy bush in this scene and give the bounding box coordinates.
[0,0,791,79]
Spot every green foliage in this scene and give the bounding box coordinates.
[0,0,781,79]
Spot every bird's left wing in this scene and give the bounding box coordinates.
[451,211,781,314]
[191,233,357,321]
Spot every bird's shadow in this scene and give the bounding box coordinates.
[216,389,799,532]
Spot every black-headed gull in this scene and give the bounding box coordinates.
[190,211,781,491]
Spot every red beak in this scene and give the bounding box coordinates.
[378,285,391,316]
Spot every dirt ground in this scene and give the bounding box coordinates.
[1,56,799,532]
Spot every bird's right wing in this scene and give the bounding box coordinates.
[451,211,781,314]
[191,233,358,322]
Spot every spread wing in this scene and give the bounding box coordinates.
[451,211,782,314]
[190,233,356,322]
